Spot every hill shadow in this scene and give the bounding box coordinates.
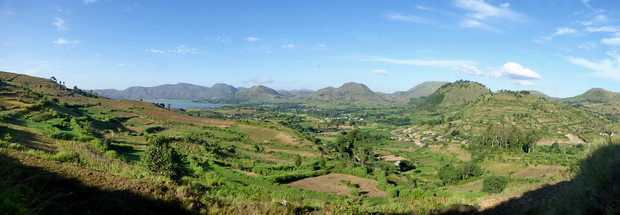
[0,153,193,215]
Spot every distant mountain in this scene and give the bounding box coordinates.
[277,89,314,97]
[93,83,237,100]
[415,80,490,112]
[559,88,620,123]
[305,82,387,103]
[222,85,284,103]
[526,90,554,100]
[561,88,620,103]
[392,81,449,102]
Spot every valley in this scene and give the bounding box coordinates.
[0,72,619,214]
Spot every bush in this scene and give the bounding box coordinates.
[482,176,509,194]
[141,136,183,179]
[349,187,360,196]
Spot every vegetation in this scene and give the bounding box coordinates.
[1,71,620,214]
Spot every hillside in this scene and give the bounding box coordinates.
[559,88,620,123]
[526,90,555,101]
[93,83,238,100]
[420,90,617,137]
[415,80,491,113]
[392,81,449,102]
[304,82,388,103]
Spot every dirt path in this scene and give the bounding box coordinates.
[285,173,387,198]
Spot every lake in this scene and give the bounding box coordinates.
[146,100,219,109]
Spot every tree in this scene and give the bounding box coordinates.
[141,136,183,179]
[318,155,327,169]
[50,76,57,83]
[294,154,302,167]
[482,176,509,193]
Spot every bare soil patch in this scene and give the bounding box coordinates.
[447,179,483,192]
[427,145,471,161]
[285,173,387,198]
[379,154,408,161]
[383,147,417,152]
[513,165,565,178]
[266,148,319,158]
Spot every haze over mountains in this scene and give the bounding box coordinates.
[93,81,448,103]
[92,80,620,108]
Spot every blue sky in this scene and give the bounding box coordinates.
[1,0,620,98]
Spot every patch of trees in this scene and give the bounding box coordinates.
[437,161,484,185]
[479,124,540,153]
[482,176,509,193]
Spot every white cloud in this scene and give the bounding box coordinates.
[457,65,484,76]
[245,37,259,42]
[579,42,597,50]
[147,45,199,54]
[53,17,69,31]
[601,34,620,45]
[53,38,81,45]
[551,27,578,36]
[500,62,542,80]
[170,45,198,54]
[251,78,273,84]
[281,44,294,48]
[584,26,620,32]
[118,64,134,67]
[453,0,522,21]
[84,0,97,4]
[460,19,498,31]
[1,10,15,15]
[0,42,13,46]
[385,14,433,24]
[567,52,620,82]
[364,57,477,68]
[371,69,389,76]
[314,44,326,47]
[514,80,538,86]
[500,3,510,8]
[147,49,166,54]
[579,14,608,26]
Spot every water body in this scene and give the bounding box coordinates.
[147,100,219,109]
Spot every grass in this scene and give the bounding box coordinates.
[479,161,524,176]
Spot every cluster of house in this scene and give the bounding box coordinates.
[390,129,469,147]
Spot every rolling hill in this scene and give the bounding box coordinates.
[391,81,449,102]
[93,83,238,100]
[415,80,491,113]
[304,82,388,103]
[559,88,620,123]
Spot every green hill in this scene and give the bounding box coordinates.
[415,80,491,113]
[93,83,238,100]
[559,88,620,123]
[392,81,449,102]
[526,90,556,101]
[422,90,617,137]
[231,85,284,102]
[304,82,388,103]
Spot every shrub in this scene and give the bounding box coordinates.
[482,176,509,194]
[141,136,183,179]
[349,187,360,196]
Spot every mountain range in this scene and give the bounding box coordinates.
[93,81,454,104]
